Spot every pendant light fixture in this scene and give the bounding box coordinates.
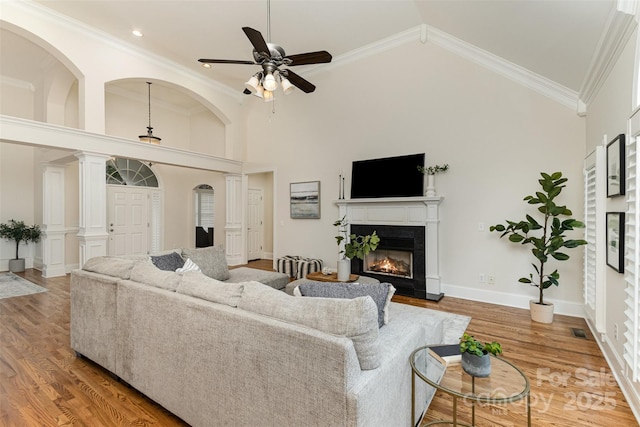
[139,81,161,144]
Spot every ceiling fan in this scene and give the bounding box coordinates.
[198,1,331,97]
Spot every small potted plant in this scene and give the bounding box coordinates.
[459,332,502,377]
[0,219,42,273]
[489,172,587,323]
[334,216,380,281]
[417,164,449,197]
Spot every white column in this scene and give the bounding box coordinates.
[424,197,443,299]
[40,164,67,277]
[225,174,244,265]
[76,152,109,267]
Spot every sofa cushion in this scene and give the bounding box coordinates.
[150,251,185,271]
[227,267,289,290]
[176,272,245,307]
[130,260,182,291]
[295,282,396,327]
[181,246,230,281]
[238,282,381,370]
[82,256,137,279]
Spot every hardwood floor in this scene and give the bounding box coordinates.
[0,264,638,426]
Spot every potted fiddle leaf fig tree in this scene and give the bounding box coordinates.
[489,172,587,323]
[0,219,42,273]
[334,216,380,281]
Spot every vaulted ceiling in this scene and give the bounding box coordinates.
[1,0,628,109]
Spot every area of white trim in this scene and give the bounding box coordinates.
[442,281,585,318]
[0,115,242,174]
[309,24,579,111]
[579,3,638,108]
[1,75,34,92]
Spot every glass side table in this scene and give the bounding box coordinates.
[410,345,531,426]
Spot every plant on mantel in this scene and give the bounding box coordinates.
[417,164,449,175]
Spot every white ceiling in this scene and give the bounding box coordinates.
[3,0,617,106]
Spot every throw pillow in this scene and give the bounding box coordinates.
[176,258,201,273]
[296,282,396,328]
[181,246,230,281]
[150,251,185,271]
[238,282,381,370]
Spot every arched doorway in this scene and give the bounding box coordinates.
[106,158,163,256]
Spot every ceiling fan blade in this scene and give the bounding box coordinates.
[285,51,332,66]
[198,58,255,65]
[243,88,252,95]
[242,27,270,58]
[283,69,316,93]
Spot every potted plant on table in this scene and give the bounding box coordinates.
[417,164,449,197]
[459,332,502,377]
[0,219,42,273]
[334,216,380,281]
[489,172,587,323]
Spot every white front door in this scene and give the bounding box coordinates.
[247,189,264,261]
[107,186,149,257]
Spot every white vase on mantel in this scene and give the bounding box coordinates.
[425,174,436,197]
[337,258,351,281]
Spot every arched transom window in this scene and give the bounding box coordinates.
[106,158,158,187]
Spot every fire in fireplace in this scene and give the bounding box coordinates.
[364,249,413,279]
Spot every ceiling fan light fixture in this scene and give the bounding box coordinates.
[263,73,277,91]
[244,73,261,93]
[280,76,294,95]
[252,85,265,99]
[263,89,275,103]
[138,81,161,144]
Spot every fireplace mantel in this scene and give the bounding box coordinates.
[335,196,443,301]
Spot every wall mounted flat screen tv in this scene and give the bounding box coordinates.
[350,153,425,199]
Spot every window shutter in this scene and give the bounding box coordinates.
[623,135,640,380]
[584,164,597,311]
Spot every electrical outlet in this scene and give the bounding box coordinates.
[488,275,495,285]
[478,222,485,232]
[479,273,486,284]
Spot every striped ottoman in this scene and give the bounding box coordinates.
[277,255,301,278]
[296,258,323,279]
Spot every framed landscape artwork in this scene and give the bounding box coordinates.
[606,212,624,273]
[607,134,625,197]
[290,181,321,219]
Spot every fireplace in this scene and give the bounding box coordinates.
[336,196,443,301]
[351,224,427,299]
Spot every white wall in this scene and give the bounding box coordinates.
[586,25,637,384]
[245,36,587,313]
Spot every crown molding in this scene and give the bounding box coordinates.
[7,1,243,103]
[424,25,579,111]
[307,24,578,111]
[579,2,638,109]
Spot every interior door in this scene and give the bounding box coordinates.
[247,189,264,261]
[107,186,149,257]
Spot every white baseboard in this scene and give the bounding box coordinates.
[441,282,585,317]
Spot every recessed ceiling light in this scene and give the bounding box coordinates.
[132,29,143,37]
[202,63,212,69]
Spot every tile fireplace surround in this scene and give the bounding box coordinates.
[336,197,442,301]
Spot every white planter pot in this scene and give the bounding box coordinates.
[530,300,554,323]
[8,258,25,273]
[337,258,351,281]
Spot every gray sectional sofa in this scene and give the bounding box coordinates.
[70,249,447,427]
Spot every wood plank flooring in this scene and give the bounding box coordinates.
[0,264,638,426]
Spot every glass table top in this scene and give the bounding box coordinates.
[411,345,530,403]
